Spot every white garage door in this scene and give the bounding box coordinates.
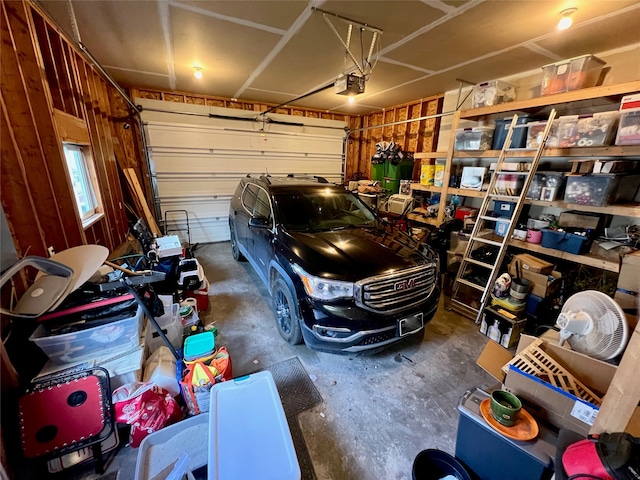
[137,98,346,244]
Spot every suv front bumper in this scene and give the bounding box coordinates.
[298,285,440,353]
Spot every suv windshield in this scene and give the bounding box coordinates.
[275,189,376,232]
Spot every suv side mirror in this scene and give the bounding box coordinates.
[249,216,270,228]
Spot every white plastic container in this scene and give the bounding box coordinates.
[30,305,143,363]
[454,127,494,150]
[145,303,182,352]
[208,371,300,480]
[557,111,619,147]
[472,80,516,108]
[135,414,209,480]
[615,108,640,145]
[143,346,179,397]
[526,120,560,148]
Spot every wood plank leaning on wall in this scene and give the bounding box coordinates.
[1,0,132,273]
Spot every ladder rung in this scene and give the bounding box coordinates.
[495,171,530,176]
[472,236,504,247]
[463,257,495,269]
[479,215,512,222]
[455,278,487,291]
[449,298,479,314]
[488,194,521,201]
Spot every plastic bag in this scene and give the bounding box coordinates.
[113,381,183,448]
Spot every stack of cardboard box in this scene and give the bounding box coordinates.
[477,332,640,437]
[507,253,561,299]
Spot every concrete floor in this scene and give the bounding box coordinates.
[18,241,497,480]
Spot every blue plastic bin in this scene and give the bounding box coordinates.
[494,219,510,237]
[541,229,590,254]
[493,200,516,218]
[492,115,536,149]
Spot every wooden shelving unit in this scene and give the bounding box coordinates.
[410,81,640,274]
[509,239,620,273]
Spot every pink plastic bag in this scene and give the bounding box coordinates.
[113,382,183,447]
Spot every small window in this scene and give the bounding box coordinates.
[63,144,101,224]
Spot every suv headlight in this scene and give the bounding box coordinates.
[293,265,354,301]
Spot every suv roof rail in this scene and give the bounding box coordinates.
[286,174,329,184]
[259,175,271,184]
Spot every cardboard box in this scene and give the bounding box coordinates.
[477,333,640,436]
[507,265,562,298]
[509,253,554,275]
[479,307,526,348]
[617,250,640,294]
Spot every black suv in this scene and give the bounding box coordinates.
[229,175,440,353]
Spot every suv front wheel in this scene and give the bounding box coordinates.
[272,277,303,345]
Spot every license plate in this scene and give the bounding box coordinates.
[398,312,424,337]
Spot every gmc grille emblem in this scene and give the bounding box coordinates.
[394,278,415,291]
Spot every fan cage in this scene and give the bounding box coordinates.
[561,291,628,360]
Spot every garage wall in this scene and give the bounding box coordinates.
[137,98,347,243]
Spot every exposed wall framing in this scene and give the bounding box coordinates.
[346,95,444,181]
[1,0,131,283]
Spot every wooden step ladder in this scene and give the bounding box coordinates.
[449,109,557,323]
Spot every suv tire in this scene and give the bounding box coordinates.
[272,277,303,345]
[229,222,246,261]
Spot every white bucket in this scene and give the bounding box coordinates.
[143,346,179,396]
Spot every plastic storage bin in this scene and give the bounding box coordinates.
[615,108,640,145]
[526,172,565,201]
[30,304,143,363]
[540,54,605,96]
[494,173,524,195]
[492,115,536,149]
[145,303,182,352]
[541,229,591,254]
[493,200,516,218]
[494,218,510,237]
[526,120,560,148]
[557,111,619,147]
[184,331,215,362]
[564,174,640,206]
[208,371,300,480]
[135,414,209,480]
[454,127,494,150]
[472,80,516,108]
[460,167,487,190]
[455,388,556,480]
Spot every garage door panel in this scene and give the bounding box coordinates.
[142,102,345,243]
[146,123,343,155]
[155,178,239,197]
[151,152,342,175]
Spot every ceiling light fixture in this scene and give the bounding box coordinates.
[557,8,577,31]
[348,96,355,104]
[193,67,203,79]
